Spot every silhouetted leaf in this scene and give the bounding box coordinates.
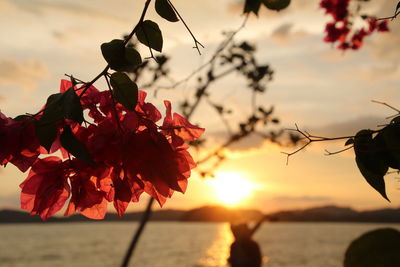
[101,39,142,71]
[155,0,179,22]
[39,93,64,124]
[60,125,95,165]
[354,130,389,201]
[136,20,163,52]
[125,47,142,67]
[34,93,64,152]
[345,138,354,146]
[244,0,262,15]
[378,125,400,169]
[344,228,400,267]
[63,88,83,124]
[262,0,291,11]
[391,115,400,125]
[14,115,31,122]
[110,72,138,111]
[35,120,58,153]
[101,39,126,70]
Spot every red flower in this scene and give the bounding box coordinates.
[3,76,205,220]
[65,163,111,219]
[20,157,70,221]
[161,100,205,147]
[0,113,39,172]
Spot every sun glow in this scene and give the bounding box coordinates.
[209,172,256,206]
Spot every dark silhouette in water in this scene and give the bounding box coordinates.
[228,218,264,267]
[344,228,400,267]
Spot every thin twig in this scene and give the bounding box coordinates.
[167,0,204,55]
[377,10,400,21]
[161,15,248,90]
[324,146,354,156]
[282,124,359,164]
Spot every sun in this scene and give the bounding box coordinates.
[208,171,256,206]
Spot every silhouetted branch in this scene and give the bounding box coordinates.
[167,0,204,55]
[372,100,400,119]
[324,146,353,156]
[120,197,155,267]
[282,124,356,165]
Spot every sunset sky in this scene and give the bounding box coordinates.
[1,0,400,214]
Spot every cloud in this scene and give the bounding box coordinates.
[312,116,388,137]
[7,0,129,23]
[270,23,310,44]
[0,58,50,90]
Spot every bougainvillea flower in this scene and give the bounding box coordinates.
[20,157,70,220]
[161,100,205,145]
[320,0,389,50]
[2,76,204,220]
[0,113,39,172]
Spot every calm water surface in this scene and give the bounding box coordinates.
[0,222,399,267]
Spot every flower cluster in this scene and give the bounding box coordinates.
[320,0,389,50]
[1,80,204,220]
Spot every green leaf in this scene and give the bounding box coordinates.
[35,120,59,153]
[60,125,95,165]
[125,47,142,67]
[155,0,179,22]
[39,93,64,124]
[262,0,291,11]
[354,130,389,201]
[344,228,400,267]
[345,138,354,146]
[244,0,262,15]
[63,88,84,124]
[378,125,400,169]
[101,40,142,71]
[101,39,126,70]
[110,72,138,111]
[35,93,64,152]
[136,20,163,52]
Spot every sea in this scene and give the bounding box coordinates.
[0,222,399,267]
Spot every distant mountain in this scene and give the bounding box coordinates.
[1,205,400,223]
[265,205,400,223]
[181,205,263,222]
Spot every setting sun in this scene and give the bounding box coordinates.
[209,172,256,206]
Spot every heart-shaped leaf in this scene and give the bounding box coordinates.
[354,130,389,201]
[110,72,138,111]
[125,46,142,67]
[136,20,163,52]
[60,125,95,165]
[155,0,179,22]
[101,39,142,71]
[63,88,84,124]
[35,120,59,153]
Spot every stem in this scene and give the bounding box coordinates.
[79,0,153,98]
[120,197,155,267]
[116,1,156,267]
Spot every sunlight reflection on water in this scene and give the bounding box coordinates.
[196,223,232,267]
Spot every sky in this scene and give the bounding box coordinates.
[1,0,400,214]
